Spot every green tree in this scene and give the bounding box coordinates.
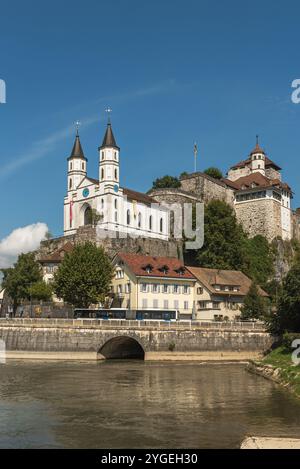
[243,235,275,286]
[28,281,53,301]
[53,242,114,308]
[270,262,300,333]
[203,167,223,180]
[196,200,247,270]
[240,282,267,320]
[180,172,189,178]
[152,175,181,189]
[1,253,43,314]
[85,208,103,227]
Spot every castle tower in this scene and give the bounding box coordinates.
[99,116,120,193]
[67,130,87,192]
[250,136,265,175]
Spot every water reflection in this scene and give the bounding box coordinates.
[0,361,300,448]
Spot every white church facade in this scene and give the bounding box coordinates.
[64,119,169,240]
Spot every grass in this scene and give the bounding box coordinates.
[262,346,300,397]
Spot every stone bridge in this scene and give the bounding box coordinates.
[0,319,274,361]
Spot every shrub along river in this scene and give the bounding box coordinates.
[0,361,300,448]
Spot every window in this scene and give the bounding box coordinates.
[183,285,189,294]
[213,302,220,309]
[115,211,118,222]
[160,218,163,233]
[117,285,123,294]
[82,162,84,170]
[173,285,180,294]
[153,299,158,309]
[141,284,148,293]
[197,287,203,295]
[101,168,104,180]
[115,169,118,180]
[69,179,72,189]
[114,199,118,209]
[163,285,168,294]
[149,215,152,231]
[70,162,73,170]
[102,151,104,160]
[115,270,124,279]
[127,209,131,225]
[138,212,142,228]
[152,284,160,293]
[198,301,206,310]
[184,301,189,310]
[164,300,169,310]
[142,299,148,309]
[114,151,117,160]
[125,283,130,294]
[174,300,179,310]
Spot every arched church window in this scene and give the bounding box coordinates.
[115,211,118,222]
[127,210,131,225]
[102,151,104,160]
[101,168,104,180]
[84,206,92,226]
[138,213,142,228]
[115,199,118,209]
[149,215,152,231]
[70,162,73,170]
[82,162,84,170]
[69,179,72,189]
[101,199,104,209]
[114,151,117,160]
[115,169,118,180]
[160,218,163,233]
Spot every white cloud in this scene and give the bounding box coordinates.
[0,223,48,269]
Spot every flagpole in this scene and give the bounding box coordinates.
[194,142,198,173]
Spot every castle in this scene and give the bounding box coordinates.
[150,138,295,242]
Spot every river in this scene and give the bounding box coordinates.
[0,361,300,449]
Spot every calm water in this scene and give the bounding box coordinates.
[0,361,300,449]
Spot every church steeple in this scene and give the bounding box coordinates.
[68,132,87,161]
[100,122,119,150]
[99,110,120,190]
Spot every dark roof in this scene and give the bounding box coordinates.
[123,187,157,205]
[232,172,292,193]
[100,123,119,150]
[250,142,265,155]
[39,242,74,263]
[230,155,281,171]
[187,266,269,297]
[68,134,87,161]
[117,253,196,280]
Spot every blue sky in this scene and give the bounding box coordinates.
[1,0,300,241]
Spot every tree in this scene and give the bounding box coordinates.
[53,242,114,308]
[196,200,247,270]
[270,262,300,333]
[1,253,43,314]
[152,175,181,189]
[204,167,223,180]
[240,282,267,320]
[85,208,103,227]
[180,172,189,178]
[28,281,53,301]
[243,235,275,286]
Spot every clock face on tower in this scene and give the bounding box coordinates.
[82,188,90,198]
[114,185,119,193]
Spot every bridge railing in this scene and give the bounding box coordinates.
[0,318,267,331]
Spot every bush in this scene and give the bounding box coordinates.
[168,342,176,352]
[281,332,300,351]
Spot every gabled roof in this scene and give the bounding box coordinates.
[123,187,157,205]
[230,155,281,171]
[116,253,196,280]
[39,242,74,263]
[232,172,291,193]
[68,134,87,161]
[187,266,269,297]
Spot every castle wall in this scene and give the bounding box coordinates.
[235,199,282,241]
[227,167,251,181]
[265,167,281,181]
[180,173,235,206]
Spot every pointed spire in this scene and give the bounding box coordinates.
[250,135,265,155]
[68,131,87,161]
[100,121,120,150]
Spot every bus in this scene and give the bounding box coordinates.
[74,309,178,322]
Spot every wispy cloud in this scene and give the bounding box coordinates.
[0,80,177,180]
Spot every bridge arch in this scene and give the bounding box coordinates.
[98,336,145,360]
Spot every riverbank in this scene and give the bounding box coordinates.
[5,350,264,362]
[247,346,300,398]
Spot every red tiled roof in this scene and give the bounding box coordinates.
[232,173,291,192]
[187,266,269,297]
[39,242,74,263]
[123,187,157,205]
[116,253,196,280]
[230,156,281,171]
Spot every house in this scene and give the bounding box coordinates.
[187,266,269,321]
[39,242,74,284]
[112,253,196,319]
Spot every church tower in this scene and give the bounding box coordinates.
[67,129,87,191]
[98,115,120,193]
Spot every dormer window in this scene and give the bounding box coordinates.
[159,265,169,274]
[143,264,154,274]
[175,266,186,275]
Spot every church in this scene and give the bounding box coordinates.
[64,117,169,241]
